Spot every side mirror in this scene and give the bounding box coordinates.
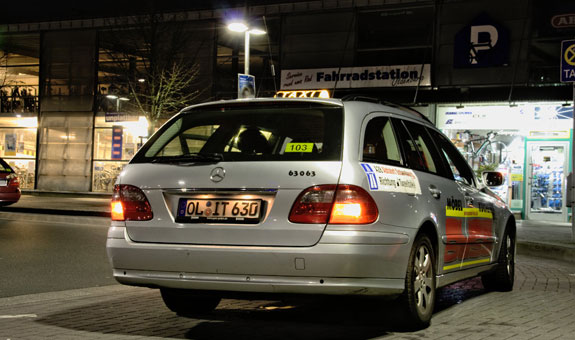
[482,171,504,187]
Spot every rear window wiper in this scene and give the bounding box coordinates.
[150,153,224,164]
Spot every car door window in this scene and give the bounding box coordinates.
[394,119,443,175]
[362,117,402,166]
[428,128,475,187]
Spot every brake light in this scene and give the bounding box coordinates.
[289,185,378,224]
[111,201,124,221]
[111,184,153,221]
[7,173,19,187]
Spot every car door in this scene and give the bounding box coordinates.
[359,115,423,229]
[428,128,497,269]
[393,118,468,275]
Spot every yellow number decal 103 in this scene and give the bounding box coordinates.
[285,143,314,153]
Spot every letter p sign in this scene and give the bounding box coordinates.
[454,14,509,68]
[469,25,498,64]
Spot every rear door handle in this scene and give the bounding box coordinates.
[428,185,441,199]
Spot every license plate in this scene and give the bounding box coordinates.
[176,198,262,224]
[0,179,6,186]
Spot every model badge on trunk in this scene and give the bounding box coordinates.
[210,167,226,182]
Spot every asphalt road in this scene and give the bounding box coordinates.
[0,212,116,298]
[1,211,575,339]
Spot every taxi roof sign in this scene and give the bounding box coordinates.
[561,39,575,83]
[274,90,330,98]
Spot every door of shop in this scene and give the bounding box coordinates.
[526,141,569,222]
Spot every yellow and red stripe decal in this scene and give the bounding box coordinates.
[443,258,491,271]
[443,205,494,271]
[446,207,493,219]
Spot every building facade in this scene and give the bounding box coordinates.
[0,0,573,220]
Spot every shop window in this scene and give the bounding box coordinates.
[0,34,40,189]
[0,33,40,114]
[92,114,148,192]
[0,126,37,189]
[356,7,433,67]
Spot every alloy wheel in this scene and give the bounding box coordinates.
[413,244,434,316]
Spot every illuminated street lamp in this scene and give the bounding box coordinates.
[106,94,129,112]
[226,21,266,76]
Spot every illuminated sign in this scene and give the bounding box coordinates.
[552,14,575,28]
[111,126,123,160]
[274,90,331,98]
[280,65,430,90]
[454,14,509,68]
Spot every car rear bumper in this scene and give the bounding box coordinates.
[111,269,404,296]
[106,226,412,296]
[0,191,20,203]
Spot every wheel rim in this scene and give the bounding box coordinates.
[505,234,514,276]
[413,244,434,316]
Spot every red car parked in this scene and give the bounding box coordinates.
[0,158,20,206]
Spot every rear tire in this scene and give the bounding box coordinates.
[160,288,221,317]
[481,228,515,292]
[395,234,436,330]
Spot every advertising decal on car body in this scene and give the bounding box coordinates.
[360,163,421,195]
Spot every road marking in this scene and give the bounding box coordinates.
[0,314,37,319]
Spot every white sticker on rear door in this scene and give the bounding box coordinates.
[361,163,421,195]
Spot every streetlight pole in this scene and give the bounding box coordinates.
[227,22,266,76]
[244,30,250,75]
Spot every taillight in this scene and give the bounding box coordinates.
[329,185,378,224]
[111,184,153,221]
[7,174,19,187]
[289,185,337,224]
[289,184,378,224]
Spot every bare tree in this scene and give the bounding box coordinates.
[100,12,209,135]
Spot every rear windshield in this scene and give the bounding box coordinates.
[0,159,14,173]
[132,102,343,163]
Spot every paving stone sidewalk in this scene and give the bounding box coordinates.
[0,255,574,340]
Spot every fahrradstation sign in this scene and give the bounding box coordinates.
[561,39,575,82]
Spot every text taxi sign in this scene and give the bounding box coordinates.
[274,90,330,98]
[561,39,575,82]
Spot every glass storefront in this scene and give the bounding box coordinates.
[437,103,572,221]
[92,114,148,192]
[0,123,37,189]
[0,33,40,190]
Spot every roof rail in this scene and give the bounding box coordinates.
[340,94,432,124]
[340,94,380,103]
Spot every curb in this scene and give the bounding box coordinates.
[516,240,575,264]
[21,190,112,199]
[0,207,110,218]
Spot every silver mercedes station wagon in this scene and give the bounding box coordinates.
[106,98,515,328]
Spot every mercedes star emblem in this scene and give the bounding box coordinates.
[210,167,226,183]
